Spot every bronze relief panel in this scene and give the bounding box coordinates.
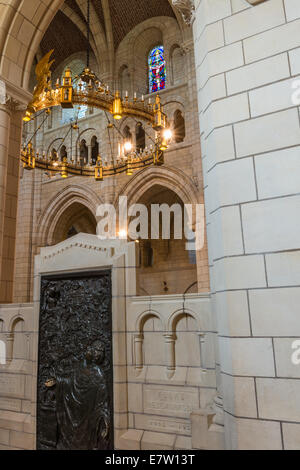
[37,271,113,450]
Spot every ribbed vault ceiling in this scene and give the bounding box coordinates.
[40,0,177,69]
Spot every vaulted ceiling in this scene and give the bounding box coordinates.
[40,10,89,68]
[40,0,178,70]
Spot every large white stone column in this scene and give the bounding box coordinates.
[0,103,11,297]
[189,0,300,450]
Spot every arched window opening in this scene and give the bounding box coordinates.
[174,110,185,143]
[53,202,97,245]
[80,139,88,166]
[51,148,58,160]
[91,136,99,165]
[170,45,184,86]
[60,145,67,161]
[123,126,132,142]
[136,123,145,152]
[148,45,166,94]
[143,241,154,268]
[119,65,131,98]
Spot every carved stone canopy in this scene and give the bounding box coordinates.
[172,0,195,26]
[172,0,268,26]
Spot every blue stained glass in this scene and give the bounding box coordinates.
[148,46,166,94]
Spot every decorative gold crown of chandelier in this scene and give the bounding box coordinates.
[21,51,172,180]
[21,0,172,180]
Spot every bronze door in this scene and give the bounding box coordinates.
[36,271,113,450]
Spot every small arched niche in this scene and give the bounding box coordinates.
[135,122,146,152]
[134,312,164,372]
[52,202,97,245]
[10,317,26,362]
[80,139,88,165]
[170,45,184,86]
[91,136,99,165]
[119,65,131,98]
[172,313,201,368]
[132,184,198,296]
[60,145,67,161]
[174,110,185,143]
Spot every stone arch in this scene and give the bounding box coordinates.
[37,185,102,247]
[135,310,165,334]
[165,308,202,378]
[118,64,131,98]
[169,43,184,86]
[173,109,186,143]
[9,315,25,333]
[51,202,97,245]
[134,310,165,373]
[7,316,25,363]
[0,0,65,89]
[167,307,201,333]
[115,165,200,210]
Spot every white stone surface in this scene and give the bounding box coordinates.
[222,375,257,418]
[249,288,300,336]
[282,423,300,450]
[235,109,300,158]
[244,19,300,64]
[204,93,249,135]
[219,337,275,377]
[224,0,285,44]
[207,158,256,213]
[284,0,300,21]
[225,414,282,450]
[214,255,266,291]
[199,74,226,113]
[215,290,251,337]
[289,47,300,75]
[255,147,300,199]
[266,251,300,287]
[249,78,298,117]
[242,195,300,253]
[257,378,300,422]
[202,125,235,169]
[196,42,244,88]
[273,338,300,378]
[210,206,244,260]
[226,53,290,95]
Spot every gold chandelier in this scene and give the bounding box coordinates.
[21,50,172,180]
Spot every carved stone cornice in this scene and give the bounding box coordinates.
[172,0,195,26]
[0,76,32,111]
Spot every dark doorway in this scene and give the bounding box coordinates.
[36,271,113,450]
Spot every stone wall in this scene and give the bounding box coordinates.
[194,0,300,450]
[0,235,215,450]
[14,13,210,303]
[0,303,35,450]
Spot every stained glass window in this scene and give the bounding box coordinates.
[148,46,166,94]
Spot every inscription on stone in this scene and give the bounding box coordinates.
[135,414,191,436]
[144,386,199,418]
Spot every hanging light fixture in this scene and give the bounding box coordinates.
[21,0,173,179]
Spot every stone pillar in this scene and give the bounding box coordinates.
[134,334,144,371]
[0,104,11,301]
[163,333,176,378]
[0,81,32,303]
[191,0,300,451]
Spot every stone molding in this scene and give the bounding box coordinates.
[171,0,268,25]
